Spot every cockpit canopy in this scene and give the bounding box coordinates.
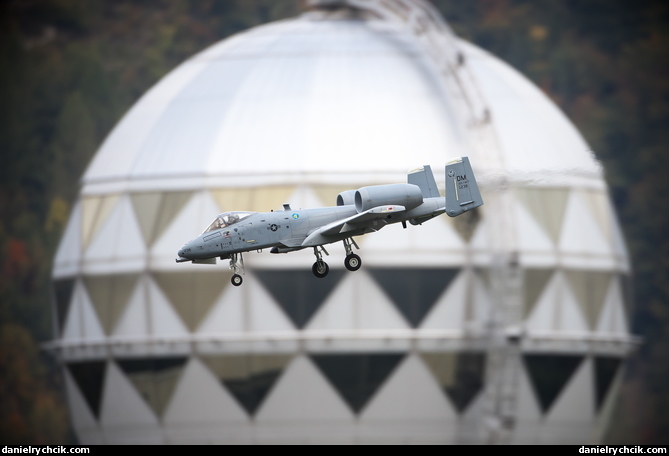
[203,211,254,233]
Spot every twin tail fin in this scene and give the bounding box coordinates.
[444,156,484,217]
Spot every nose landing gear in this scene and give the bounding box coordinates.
[229,253,245,286]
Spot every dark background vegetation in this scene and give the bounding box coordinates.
[0,0,667,444]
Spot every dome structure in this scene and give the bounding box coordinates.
[51,1,635,444]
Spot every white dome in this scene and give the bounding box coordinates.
[83,13,600,194]
[52,8,635,445]
[85,16,466,191]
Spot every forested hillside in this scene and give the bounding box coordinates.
[1,0,667,444]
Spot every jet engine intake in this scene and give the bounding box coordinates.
[336,190,357,206]
[354,183,423,213]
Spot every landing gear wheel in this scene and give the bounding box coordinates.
[345,254,362,271]
[231,274,243,287]
[312,261,329,278]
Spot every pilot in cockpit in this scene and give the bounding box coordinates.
[204,212,250,234]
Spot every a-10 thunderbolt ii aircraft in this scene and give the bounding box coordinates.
[176,157,483,286]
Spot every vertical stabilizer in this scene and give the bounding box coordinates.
[445,157,484,217]
[408,165,440,198]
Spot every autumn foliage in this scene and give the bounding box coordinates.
[0,0,668,444]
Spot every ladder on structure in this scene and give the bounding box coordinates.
[309,0,523,444]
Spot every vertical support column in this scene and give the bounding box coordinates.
[310,0,520,444]
[479,187,522,445]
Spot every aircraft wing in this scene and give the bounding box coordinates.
[302,205,405,247]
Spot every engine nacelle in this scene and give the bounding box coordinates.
[336,190,357,206]
[354,183,423,213]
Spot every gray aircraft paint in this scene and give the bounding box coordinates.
[177,158,483,284]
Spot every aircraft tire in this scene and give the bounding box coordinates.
[312,261,329,278]
[231,274,243,286]
[344,254,362,271]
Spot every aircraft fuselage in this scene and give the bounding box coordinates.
[176,158,483,286]
[177,198,443,261]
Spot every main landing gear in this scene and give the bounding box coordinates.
[343,237,361,271]
[312,246,330,278]
[229,253,245,286]
[310,238,363,278]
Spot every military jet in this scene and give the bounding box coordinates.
[176,157,483,286]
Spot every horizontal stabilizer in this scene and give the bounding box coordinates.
[445,157,483,217]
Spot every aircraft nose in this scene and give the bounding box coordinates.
[177,240,193,260]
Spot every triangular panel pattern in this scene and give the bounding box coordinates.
[523,269,553,318]
[62,280,105,340]
[354,219,410,250]
[361,354,457,420]
[256,356,353,422]
[100,361,159,428]
[247,280,297,332]
[146,276,189,336]
[81,194,120,250]
[594,357,622,413]
[200,354,292,416]
[368,268,458,327]
[53,279,76,336]
[130,192,161,246]
[559,190,612,256]
[210,186,296,213]
[197,282,245,333]
[514,187,569,245]
[68,361,107,419]
[150,191,217,260]
[163,357,248,425]
[420,352,486,413]
[469,268,493,327]
[61,281,83,340]
[515,357,543,423]
[610,211,630,261]
[84,274,139,335]
[565,270,612,329]
[53,201,82,275]
[131,191,192,247]
[358,214,465,252]
[514,197,555,252]
[153,271,230,332]
[112,276,147,337]
[116,357,188,419]
[420,269,467,330]
[62,368,104,443]
[84,194,146,263]
[526,272,589,333]
[306,272,410,330]
[408,216,467,251]
[469,215,490,251]
[545,357,594,428]
[451,209,481,244]
[254,269,345,328]
[310,353,405,414]
[152,192,193,245]
[79,281,106,340]
[581,189,613,244]
[596,277,629,335]
[523,354,583,414]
